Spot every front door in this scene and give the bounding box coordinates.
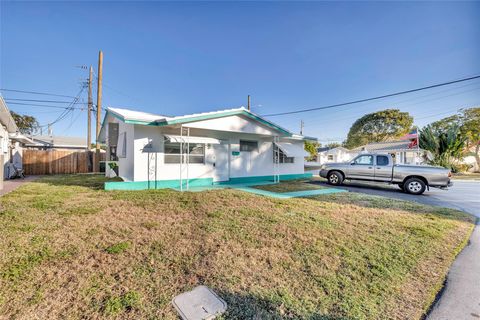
[347,154,374,180]
[213,143,229,182]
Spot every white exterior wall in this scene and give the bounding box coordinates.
[103,113,306,183]
[106,116,135,181]
[318,149,354,164]
[0,124,9,179]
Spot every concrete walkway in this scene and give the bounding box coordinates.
[0,176,38,196]
[172,181,347,199]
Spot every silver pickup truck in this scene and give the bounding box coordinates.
[319,153,452,195]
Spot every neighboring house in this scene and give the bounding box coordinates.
[25,135,87,150]
[317,146,354,164]
[99,106,314,190]
[351,140,424,165]
[0,96,34,179]
[460,145,480,172]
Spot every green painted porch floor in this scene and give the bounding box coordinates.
[171,181,347,199]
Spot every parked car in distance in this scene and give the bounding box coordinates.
[319,153,452,195]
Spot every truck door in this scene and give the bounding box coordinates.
[374,155,393,182]
[347,154,374,180]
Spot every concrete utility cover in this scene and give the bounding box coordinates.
[172,285,227,320]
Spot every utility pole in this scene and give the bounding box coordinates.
[95,51,103,172]
[247,95,251,111]
[87,66,93,149]
[300,120,304,135]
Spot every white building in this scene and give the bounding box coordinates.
[99,107,315,190]
[317,146,354,164]
[25,135,87,150]
[351,141,424,165]
[0,96,33,179]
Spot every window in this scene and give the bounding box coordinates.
[327,155,334,161]
[164,142,205,164]
[273,146,294,164]
[353,155,373,165]
[240,140,258,152]
[376,155,389,166]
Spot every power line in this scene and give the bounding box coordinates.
[262,74,480,117]
[297,85,480,128]
[0,88,77,98]
[5,98,86,104]
[6,102,86,110]
[38,86,86,128]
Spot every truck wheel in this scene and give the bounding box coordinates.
[327,171,343,186]
[404,178,426,195]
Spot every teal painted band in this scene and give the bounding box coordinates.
[105,178,213,190]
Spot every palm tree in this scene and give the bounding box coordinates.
[419,125,466,170]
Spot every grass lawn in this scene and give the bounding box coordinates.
[0,175,474,319]
[251,180,327,193]
[452,172,480,180]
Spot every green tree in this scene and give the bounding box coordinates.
[458,107,480,170]
[427,107,480,170]
[10,111,39,135]
[344,109,413,148]
[304,140,320,161]
[419,125,466,171]
[326,142,342,149]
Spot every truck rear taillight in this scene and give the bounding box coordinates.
[448,171,452,178]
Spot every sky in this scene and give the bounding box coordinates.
[1,1,479,144]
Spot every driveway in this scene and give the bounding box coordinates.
[316,179,480,319]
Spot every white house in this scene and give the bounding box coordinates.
[99,106,315,190]
[25,135,88,150]
[0,96,34,179]
[351,141,424,165]
[317,146,354,164]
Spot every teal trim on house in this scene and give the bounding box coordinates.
[104,178,214,191]
[104,173,313,190]
[99,108,295,139]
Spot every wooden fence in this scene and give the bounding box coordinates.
[22,150,106,175]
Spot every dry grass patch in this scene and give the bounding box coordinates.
[0,175,474,319]
[251,179,327,193]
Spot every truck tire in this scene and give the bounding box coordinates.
[404,178,426,195]
[327,171,344,186]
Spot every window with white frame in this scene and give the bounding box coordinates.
[273,146,294,164]
[164,142,205,164]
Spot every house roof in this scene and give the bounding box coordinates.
[26,135,87,149]
[100,106,316,141]
[352,140,421,152]
[9,133,35,144]
[317,146,350,153]
[0,96,19,133]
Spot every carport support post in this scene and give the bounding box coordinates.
[273,136,280,183]
[180,125,183,191]
[186,127,190,190]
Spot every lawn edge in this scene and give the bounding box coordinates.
[421,218,476,319]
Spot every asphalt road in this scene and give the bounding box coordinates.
[316,179,480,320]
